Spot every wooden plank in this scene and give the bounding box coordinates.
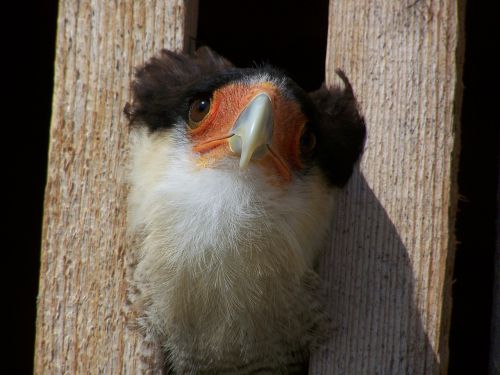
[34,1,197,373]
[310,1,464,374]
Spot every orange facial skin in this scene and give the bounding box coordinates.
[189,82,307,183]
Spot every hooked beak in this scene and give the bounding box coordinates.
[228,93,274,170]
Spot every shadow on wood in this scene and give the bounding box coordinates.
[311,170,438,374]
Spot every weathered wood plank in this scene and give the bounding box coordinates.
[34,1,197,373]
[310,1,464,374]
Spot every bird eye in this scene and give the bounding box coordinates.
[300,125,317,158]
[188,97,211,128]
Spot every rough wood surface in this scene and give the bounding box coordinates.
[310,1,464,374]
[34,1,197,373]
[37,1,464,373]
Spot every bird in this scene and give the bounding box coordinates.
[124,47,366,374]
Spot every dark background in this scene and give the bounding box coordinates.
[15,1,497,373]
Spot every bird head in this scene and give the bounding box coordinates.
[125,47,366,189]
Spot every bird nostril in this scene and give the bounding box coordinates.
[228,134,270,169]
[228,134,242,155]
[229,135,268,160]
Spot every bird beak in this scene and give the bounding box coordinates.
[228,93,274,170]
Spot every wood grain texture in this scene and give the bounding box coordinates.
[310,1,464,374]
[34,1,197,373]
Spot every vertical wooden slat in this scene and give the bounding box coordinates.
[34,1,198,373]
[310,1,464,374]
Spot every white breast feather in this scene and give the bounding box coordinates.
[127,126,336,372]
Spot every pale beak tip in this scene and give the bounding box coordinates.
[238,154,252,171]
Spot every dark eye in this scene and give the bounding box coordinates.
[300,125,317,158]
[188,96,211,128]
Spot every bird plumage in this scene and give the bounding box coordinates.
[125,47,365,374]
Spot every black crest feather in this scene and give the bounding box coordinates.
[309,70,366,187]
[124,47,233,130]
